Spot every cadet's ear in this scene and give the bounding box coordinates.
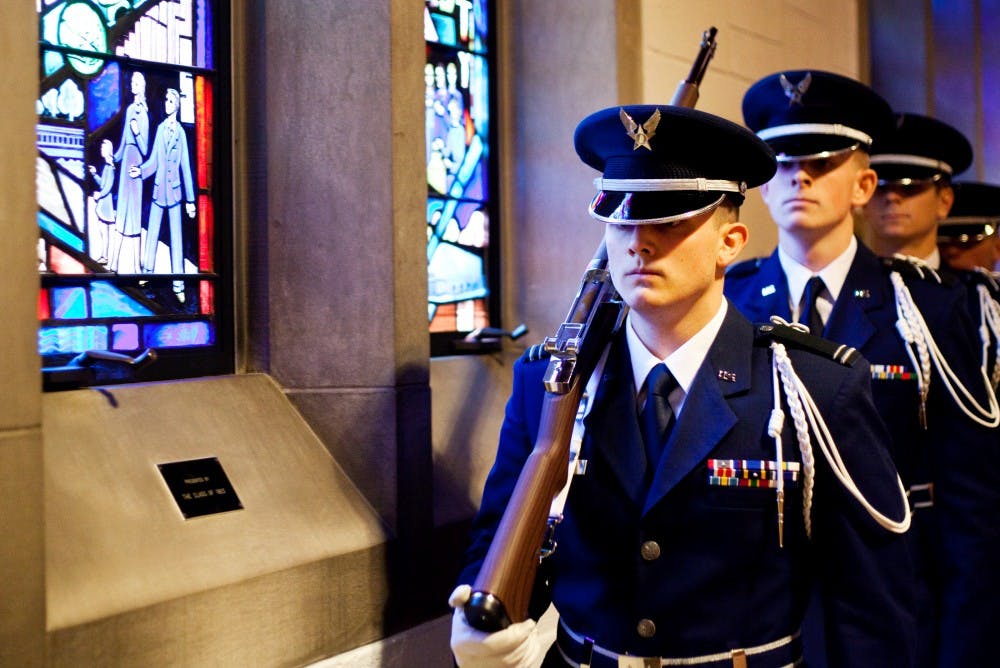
[718,220,749,268]
[852,166,878,207]
[936,185,955,219]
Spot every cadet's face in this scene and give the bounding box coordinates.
[605,206,743,320]
[760,152,874,236]
[940,236,1000,272]
[864,183,951,248]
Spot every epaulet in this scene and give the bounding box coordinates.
[879,255,958,287]
[754,321,860,367]
[523,342,551,363]
[958,267,1000,293]
[725,257,765,278]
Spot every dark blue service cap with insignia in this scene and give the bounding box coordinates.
[871,113,973,185]
[938,182,1000,243]
[742,70,894,162]
[574,104,776,225]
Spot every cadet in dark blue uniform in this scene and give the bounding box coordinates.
[451,104,915,667]
[727,72,997,668]
[938,180,1000,412]
[861,115,1000,668]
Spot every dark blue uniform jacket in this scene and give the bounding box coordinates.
[460,304,915,667]
[725,242,997,667]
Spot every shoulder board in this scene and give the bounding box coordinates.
[754,321,860,367]
[725,257,765,278]
[957,267,1000,293]
[879,256,959,287]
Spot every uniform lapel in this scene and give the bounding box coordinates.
[643,306,749,514]
[823,244,883,350]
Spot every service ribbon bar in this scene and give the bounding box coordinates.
[707,459,800,488]
[709,476,790,489]
[708,459,802,472]
[870,364,915,380]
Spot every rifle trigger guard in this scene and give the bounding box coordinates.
[538,514,563,562]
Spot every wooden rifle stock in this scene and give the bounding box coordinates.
[464,28,719,633]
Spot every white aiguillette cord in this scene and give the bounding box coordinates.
[972,268,1000,388]
[768,318,911,538]
[888,264,1000,428]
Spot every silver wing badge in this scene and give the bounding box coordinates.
[620,108,661,151]
[779,72,812,106]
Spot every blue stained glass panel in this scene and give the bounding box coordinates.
[429,14,457,47]
[39,211,85,252]
[39,325,109,354]
[87,62,122,132]
[111,323,140,350]
[91,281,154,317]
[144,321,213,347]
[52,287,87,318]
[197,0,214,68]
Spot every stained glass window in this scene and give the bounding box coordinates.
[36,0,230,387]
[424,0,499,355]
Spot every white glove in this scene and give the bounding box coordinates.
[449,584,546,668]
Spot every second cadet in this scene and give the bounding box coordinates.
[727,71,997,668]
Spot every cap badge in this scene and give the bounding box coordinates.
[620,107,661,151]
[779,72,812,106]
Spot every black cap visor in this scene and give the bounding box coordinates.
[589,190,735,225]
[938,220,999,244]
[767,134,863,162]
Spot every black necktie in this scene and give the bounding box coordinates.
[640,364,678,475]
[801,275,826,335]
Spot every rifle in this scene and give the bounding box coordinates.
[463,27,719,633]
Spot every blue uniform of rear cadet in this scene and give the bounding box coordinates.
[451,103,915,667]
[726,71,998,667]
[863,114,1000,668]
[938,181,1000,389]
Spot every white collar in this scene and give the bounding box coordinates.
[625,300,728,416]
[921,247,941,269]
[778,235,857,307]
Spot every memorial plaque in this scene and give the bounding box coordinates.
[158,457,243,519]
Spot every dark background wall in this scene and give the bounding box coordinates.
[869,0,1000,181]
